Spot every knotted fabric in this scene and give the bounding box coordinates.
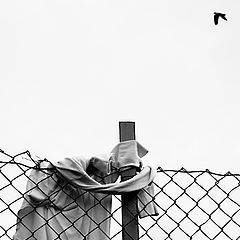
[13,141,158,240]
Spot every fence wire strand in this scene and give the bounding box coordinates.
[1,150,240,240]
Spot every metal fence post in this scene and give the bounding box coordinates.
[119,121,139,240]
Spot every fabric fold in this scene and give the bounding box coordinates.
[52,156,156,194]
[111,140,148,169]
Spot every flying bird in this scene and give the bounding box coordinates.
[214,12,227,25]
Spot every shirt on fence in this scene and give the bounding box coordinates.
[13,141,158,240]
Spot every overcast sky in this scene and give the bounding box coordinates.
[1,0,240,172]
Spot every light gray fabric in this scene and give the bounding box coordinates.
[111,140,148,169]
[13,141,158,240]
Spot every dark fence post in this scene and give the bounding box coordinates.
[119,121,139,240]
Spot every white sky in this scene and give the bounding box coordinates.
[1,0,240,172]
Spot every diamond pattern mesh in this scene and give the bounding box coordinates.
[1,150,240,240]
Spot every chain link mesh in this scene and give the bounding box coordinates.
[138,168,240,240]
[1,150,240,240]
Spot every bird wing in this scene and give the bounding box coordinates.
[214,14,219,25]
[221,14,227,21]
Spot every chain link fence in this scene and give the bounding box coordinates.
[1,150,240,240]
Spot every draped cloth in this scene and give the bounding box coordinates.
[13,141,158,240]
